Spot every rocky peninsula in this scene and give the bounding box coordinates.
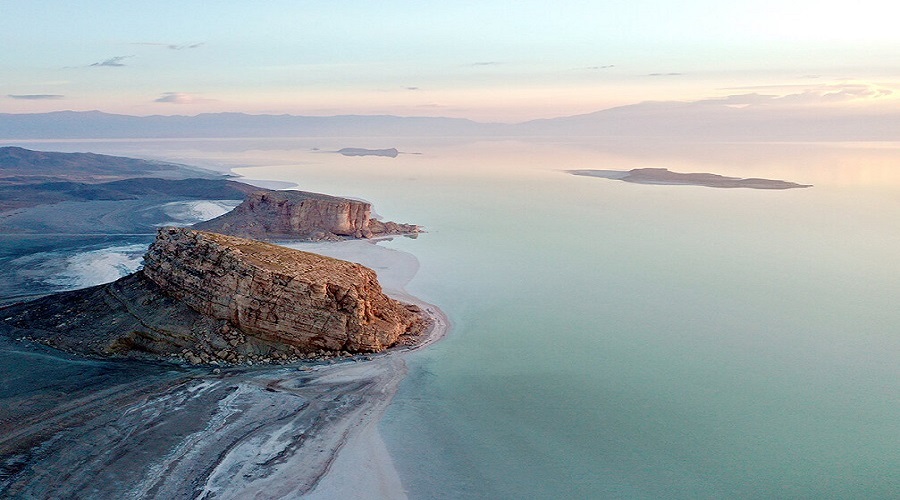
[569,167,812,189]
[194,189,420,240]
[0,227,428,365]
[0,237,447,498]
[0,147,443,498]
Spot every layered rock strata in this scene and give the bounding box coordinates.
[193,190,419,240]
[0,227,426,364]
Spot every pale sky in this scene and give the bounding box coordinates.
[2,0,898,121]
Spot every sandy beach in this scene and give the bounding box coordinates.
[0,238,448,499]
[288,239,451,499]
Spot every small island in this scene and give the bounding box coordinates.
[568,168,812,190]
[337,147,399,158]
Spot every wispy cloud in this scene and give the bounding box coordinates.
[405,86,420,91]
[578,65,615,70]
[8,94,64,100]
[133,42,204,50]
[169,42,204,50]
[708,83,893,107]
[647,72,683,77]
[154,92,212,104]
[90,56,131,67]
[469,61,502,67]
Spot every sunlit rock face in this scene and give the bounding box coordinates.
[143,227,424,353]
[193,190,419,241]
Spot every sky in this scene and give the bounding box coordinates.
[2,0,899,122]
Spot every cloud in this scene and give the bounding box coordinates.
[168,42,204,50]
[579,65,615,70]
[133,42,204,50]
[90,56,131,67]
[405,86,420,91]
[706,83,894,107]
[647,72,683,77]
[8,94,64,100]
[469,61,502,67]
[154,92,211,104]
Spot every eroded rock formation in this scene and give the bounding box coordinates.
[0,227,427,364]
[193,190,419,240]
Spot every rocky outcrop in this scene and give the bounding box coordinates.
[143,227,422,352]
[0,227,427,364]
[193,190,419,240]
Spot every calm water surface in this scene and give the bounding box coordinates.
[8,137,899,498]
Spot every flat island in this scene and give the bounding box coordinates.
[337,147,399,158]
[568,167,812,189]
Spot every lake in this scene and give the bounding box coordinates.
[7,137,899,498]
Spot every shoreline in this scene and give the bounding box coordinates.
[283,239,450,499]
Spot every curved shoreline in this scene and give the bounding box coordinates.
[304,299,449,499]
[283,239,450,499]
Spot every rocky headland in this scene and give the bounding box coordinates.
[0,147,445,498]
[194,189,420,240]
[568,167,812,189]
[0,227,428,365]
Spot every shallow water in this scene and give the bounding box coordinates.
[4,137,899,498]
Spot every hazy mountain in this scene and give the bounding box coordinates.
[0,111,501,139]
[514,101,900,141]
[1,105,897,141]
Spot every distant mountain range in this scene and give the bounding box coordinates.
[1,105,897,141]
[0,111,495,139]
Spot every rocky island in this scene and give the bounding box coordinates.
[194,189,420,240]
[568,167,812,189]
[0,227,428,365]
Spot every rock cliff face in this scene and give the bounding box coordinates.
[144,227,421,352]
[193,190,419,240]
[0,227,426,364]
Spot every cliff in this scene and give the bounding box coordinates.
[0,227,427,364]
[193,190,419,240]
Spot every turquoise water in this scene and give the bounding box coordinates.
[227,139,899,499]
[10,138,899,498]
